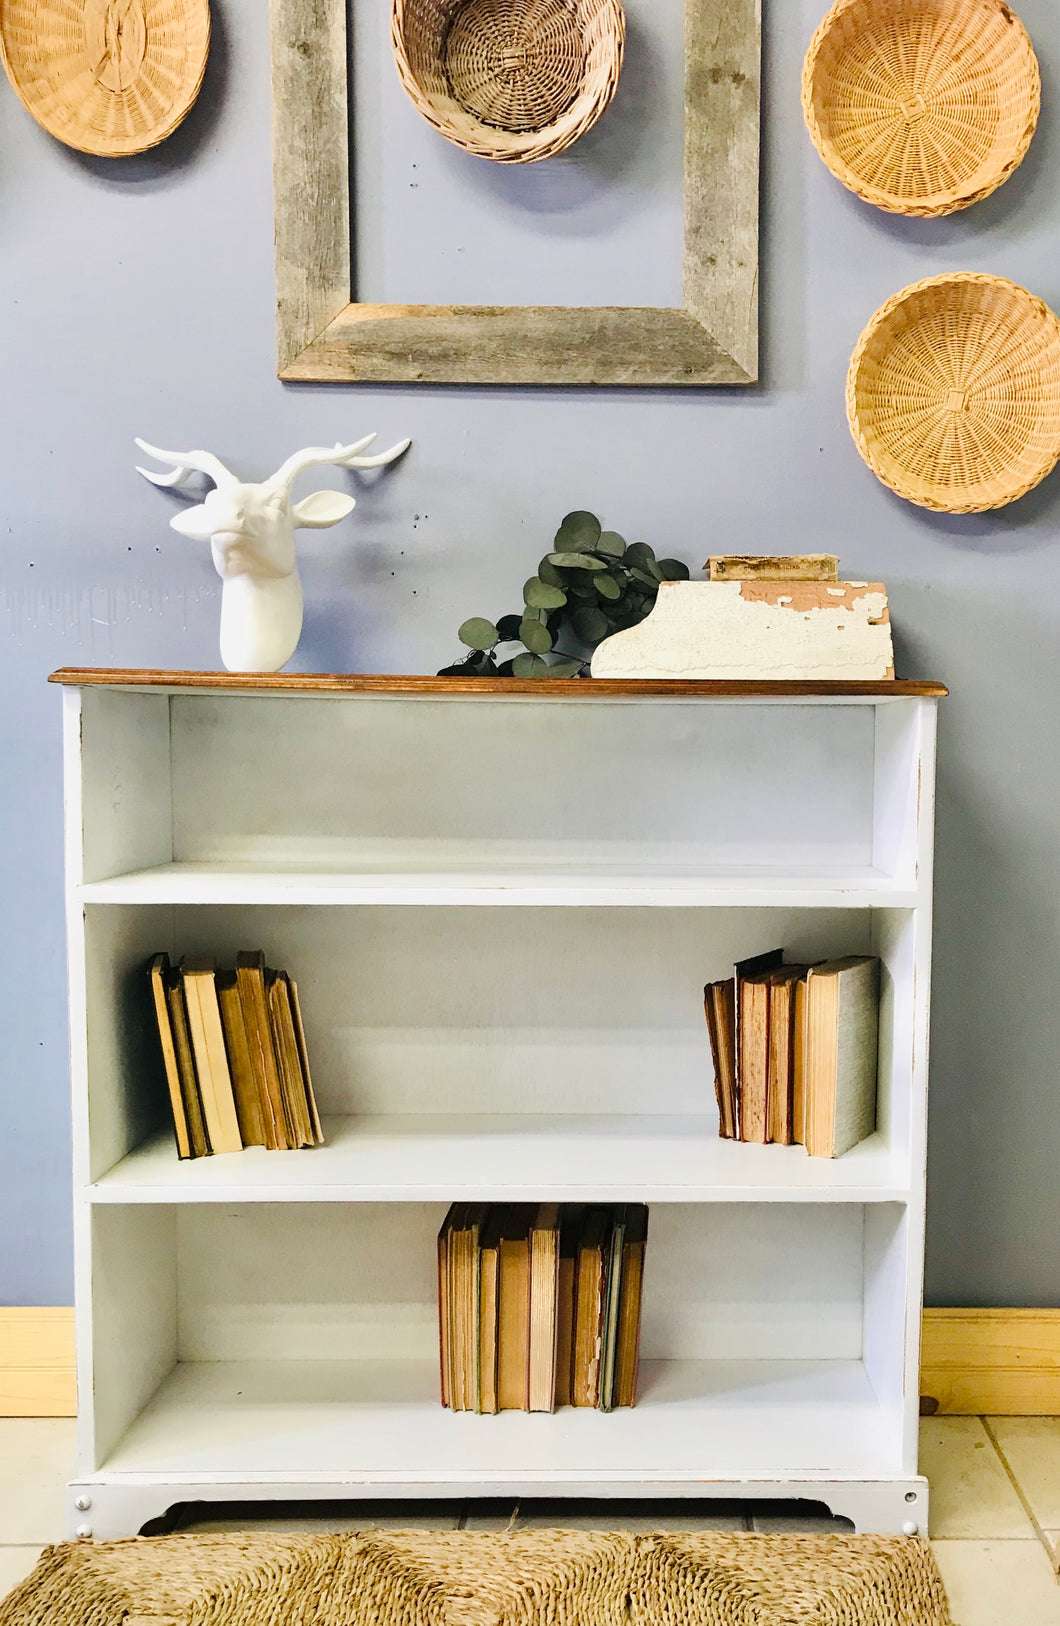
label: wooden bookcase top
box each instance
[50,669,948,699]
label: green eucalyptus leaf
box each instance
[553,511,602,553]
[657,558,690,580]
[513,652,550,678]
[566,574,599,598]
[546,659,584,678]
[538,557,565,587]
[458,617,499,651]
[595,572,623,600]
[571,606,611,644]
[596,530,626,558]
[520,616,553,655]
[630,567,662,589]
[623,541,656,565]
[549,551,607,571]
[524,576,567,610]
[496,613,523,641]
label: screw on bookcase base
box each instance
[74,1496,92,1511]
[902,1521,919,1536]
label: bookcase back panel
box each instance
[167,1202,878,1365]
[163,904,879,1119]
[168,696,881,872]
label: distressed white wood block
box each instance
[591,582,895,680]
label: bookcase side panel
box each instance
[79,690,174,883]
[88,1205,178,1471]
[84,905,177,1180]
[870,908,916,1168]
[871,702,922,883]
[861,1203,909,1416]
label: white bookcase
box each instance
[54,670,945,1539]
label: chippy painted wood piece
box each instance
[591,581,894,680]
[270,0,760,384]
[707,554,840,580]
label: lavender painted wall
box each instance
[1,0,1058,1303]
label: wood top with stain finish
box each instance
[49,669,948,698]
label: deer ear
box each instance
[170,505,214,542]
[291,490,356,529]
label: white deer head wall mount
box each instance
[136,434,411,672]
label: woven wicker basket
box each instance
[0,0,210,157]
[847,274,1060,513]
[392,0,624,163]
[803,0,1039,216]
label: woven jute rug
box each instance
[0,1528,953,1625]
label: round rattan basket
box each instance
[0,0,210,157]
[847,274,1060,513]
[391,0,624,163]
[803,0,1040,216]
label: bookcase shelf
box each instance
[57,674,940,1539]
[78,861,921,910]
[89,1116,912,1205]
[98,1356,898,1485]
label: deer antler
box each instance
[266,435,411,496]
[134,439,239,491]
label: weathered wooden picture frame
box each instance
[270,0,760,386]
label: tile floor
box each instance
[2,1416,1060,1622]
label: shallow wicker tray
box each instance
[392,0,624,163]
[0,0,210,157]
[803,0,1040,217]
[847,274,1060,513]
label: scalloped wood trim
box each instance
[921,1310,1060,1415]
[0,1309,76,1417]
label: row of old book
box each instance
[439,1203,647,1414]
[149,951,323,1159]
[704,950,879,1159]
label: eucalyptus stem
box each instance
[438,511,689,680]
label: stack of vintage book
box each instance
[149,951,323,1159]
[438,1203,648,1413]
[705,951,879,1158]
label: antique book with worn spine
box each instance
[437,1204,647,1413]
[181,958,242,1155]
[768,966,809,1146]
[150,954,191,1160]
[804,957,880,1159]
[705,953,878,1159]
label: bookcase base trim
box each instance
[65,1477,929,1541]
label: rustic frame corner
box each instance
[269,0,760,387]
